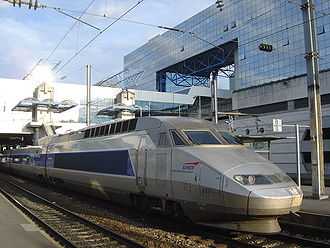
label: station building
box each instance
[121,0,330,175]
[0,77,231,150]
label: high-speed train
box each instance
[0,117,303,233]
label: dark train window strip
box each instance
[96,127,101,136]
[91,128,96,137]
[100,126,105,136]
[83,119,138,139]
[115,122,122,133]
[110,124,115,134]
[122,120,129,133]
[84,129,91,138]
[104,125,110,135]
[128,119,137,131]
[53,150,135,176]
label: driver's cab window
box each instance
[170,130,186,146]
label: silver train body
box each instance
[0,117,303,233]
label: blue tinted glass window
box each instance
[184,130,221,145]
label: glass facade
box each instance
[124,0,330,92]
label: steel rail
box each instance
[274,232,330,248]
[0,186,77,248]
[0,180,144,248]
[199,223,330,248]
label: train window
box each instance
[109,124,115,135]
[184,130,221,145]
[115,122,122,133]
[104,125,110,135]
[170,130,186,146]
[122,120,129,133]
[128,118,137,131]
[84,129,91,138]
[100,126,106,136]
[219,131,242,145]
[91,128,96,137]
[159,133,170,147]
[96,127,101,136]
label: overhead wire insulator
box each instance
[216,0,224,11]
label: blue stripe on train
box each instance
[51,150,135,177]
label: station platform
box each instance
[0,192,59,248]
[301,186,330,215]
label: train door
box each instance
[137,135,148,191]
[171,150,201,203]
[199,166,223,206]
[170,130,201,203]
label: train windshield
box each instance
[184,130,221,145]
[219,131,242,145]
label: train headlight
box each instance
[234,175,256,185]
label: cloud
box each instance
[0,18,44,78]
[0,0,215,83]
[0,2,10,8]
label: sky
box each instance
[0,0,215,84]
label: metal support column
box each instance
[198,96,202,119]
[301,0,327,199]
[86,65,92,126]
[210,70,218,124]
[296,124,302,189]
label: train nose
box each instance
[248,186,303,216]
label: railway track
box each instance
[0,180,144,248]
[199,224,330,248]
[1,173,330,248]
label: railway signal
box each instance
[259,43,273,52]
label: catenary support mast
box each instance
[86,65,92,126]
[301,0,327,199]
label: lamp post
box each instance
[210,70,218,124]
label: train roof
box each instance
[147,116,219,130]
[78,116,219,132]
[39,117,225,145]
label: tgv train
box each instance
[0,117,303,233]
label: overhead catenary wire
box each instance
[22,58,43,80]
[55,0,145,74]
[45,0,97,62]
[19,0,97,81]
[54,8,101,31]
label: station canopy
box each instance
[12,98,77,113]
[97,104,139,116]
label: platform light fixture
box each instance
[216,0,224,11]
